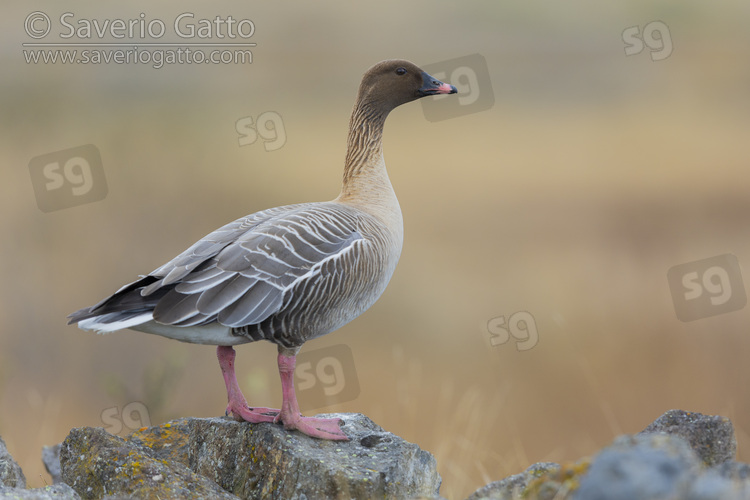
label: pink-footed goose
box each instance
[68,59,457,440]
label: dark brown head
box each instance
[355,59,457,113]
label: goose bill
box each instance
[417,71,458,96]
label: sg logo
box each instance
[668,254,746,322]
[294,344,359,411]
[420,53,494,122]
[236,111,286,151]
[28,144,107,213]
[487,311,538,351]
[101,401,151,435]
[622,21,673,61]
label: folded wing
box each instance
[68,203,366,331]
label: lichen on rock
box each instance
[58,413,441,500]
[0,435,26,489]
[465,409,750,500]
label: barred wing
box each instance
[143,203,364,328]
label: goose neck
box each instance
[338,101,392,200]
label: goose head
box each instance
[356,59,458,113]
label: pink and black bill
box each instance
[417,71,458,96]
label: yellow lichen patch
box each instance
[523,459,591,499]
[129,419,189,453]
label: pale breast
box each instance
[233,202,403,348]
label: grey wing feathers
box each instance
[142,203,364,328]
[142,205,292,294]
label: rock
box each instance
[0,435,26,489]
[60,413,441,500]
[42,445,62,485]
[519,460,592,500]
[465,409,750,500]
[570,429,750,500]
[639,409,736,467]
[138,413,440,499]
[715,461,750,481]
[465,462,560,500]
[60,426,239,500]
[573,434,700,500]
[0,435,77,498]
[0,484,80,499]
[48,407,750,499]
[685,469,749,500]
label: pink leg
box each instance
[217,346,278,423]
[273,352,349,440]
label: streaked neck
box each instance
[337,101,393,205]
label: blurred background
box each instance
[2,1,750,498]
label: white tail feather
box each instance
[77,313,154,334]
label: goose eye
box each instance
[395,67,407,76]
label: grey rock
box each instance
[715,460,750,481]
[0,484,80,499]
[465,462,560,500]
[60,426,239,500]
[639,409,737,467]
[685,469,749,500]
[463,409,749,500]
[573,434,700,500]
[41,445,62,485]
[0,436,26,489]
[128,413,441,499]
[59,413,440,500]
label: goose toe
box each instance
[226,402,279,423]
[278,414,349,441]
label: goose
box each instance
[68,59,457,440]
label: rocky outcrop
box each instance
[61,425,239,499]
[573,432,748,500]
[41,445,63,486]
[467,409,750,500]
[0,485,80,499]
[465,462,561,500]
[0,437,77,499]
[0,435,26,489]
[2,409,747,499]
[57,413,440,499]
[638,409,737,466]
